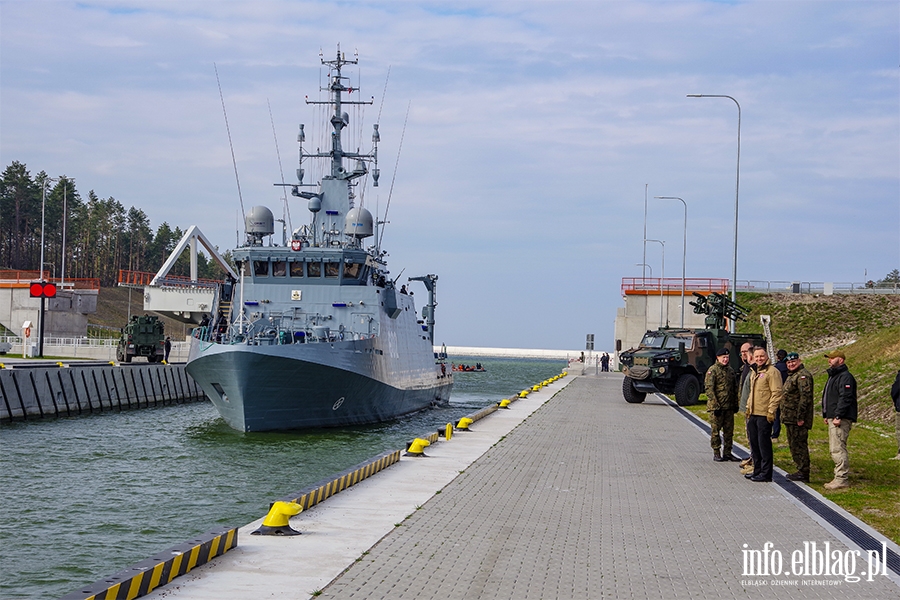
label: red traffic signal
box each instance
[30,281,57,298]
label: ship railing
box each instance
[210,321,374,346]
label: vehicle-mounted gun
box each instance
[689,292,750,330]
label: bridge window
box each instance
[290,262,304,277]
[325,262,339,278]
[343,262,362,279]
[254,260,269,277]
[307,261,321,277]
[272,261,286,277]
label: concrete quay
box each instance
[144,374,899,599]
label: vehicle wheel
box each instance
[124,354,132,363]
[623,377,646,404]
[147,355,157,363]
[674,374,700,406]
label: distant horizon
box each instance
[441,345,605,359]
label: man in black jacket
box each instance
[891,369,900,461]
[821,350,857,490]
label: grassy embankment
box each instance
[685,293,900,544]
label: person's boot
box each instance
[785,471,809,482]
[713,449,724,462]
[722,448,740,461]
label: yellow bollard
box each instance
[456,417,474,430]
[251,501,303,536]
[518,389,529,398]
[498,399,511,409]
[445,422,453,440]
[405,438,431,457]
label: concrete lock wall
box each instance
[0,363,206,421]
[0,287,99,339]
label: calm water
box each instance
[0,356,566,600]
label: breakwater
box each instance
[0,362,205,421]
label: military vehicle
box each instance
[117,315,165,363]
[619,292,765,406]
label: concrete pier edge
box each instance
[58,527,238,600]
[56,370,568,600]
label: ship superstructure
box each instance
[185,48,452,431]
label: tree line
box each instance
[0,161,230,286]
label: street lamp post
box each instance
[687,93,740,333]
[655,196,687,327]
[642,184,648,283]
[38,177,58,357]
[645,239,665,328]
[634,263,652,279]
[61,176,71,287]
[635,263,653,332]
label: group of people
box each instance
[704,342,864,490]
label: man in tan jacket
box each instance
[745,347,783,482]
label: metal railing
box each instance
[0,270,100,290]
[621,277,729,295]
[118,269,220,289]
[736,280,899,294]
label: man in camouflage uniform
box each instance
[705,347,740,462]
[781,352,814,482]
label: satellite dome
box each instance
[345,207,374,238]
[245,206,275,236]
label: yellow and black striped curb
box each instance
[277,449,402,510]
[60,527,237,600]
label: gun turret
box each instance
[689,292,750,330]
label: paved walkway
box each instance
[319,374,899,599]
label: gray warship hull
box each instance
[187,337,452,432]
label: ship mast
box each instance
[289,46,381,249]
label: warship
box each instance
[185,49,453,432]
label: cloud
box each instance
[1,0,897,349]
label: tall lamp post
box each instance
[635,263,653,332]
[655,196,687,327]
[39,177,59,356]
[687,93,740,332]
[60,176,72,286]
[645,239,665,328]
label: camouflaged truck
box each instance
[619,292,765,406]
[116,315,165,363]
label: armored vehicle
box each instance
[619,292,765,406]
[117,315,165,363]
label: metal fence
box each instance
[736,281,899,294]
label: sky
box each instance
[1,0,898,351]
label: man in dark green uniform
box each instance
[705,347,740,462]
[781,352,814,482]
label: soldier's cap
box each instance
[716,347,730,356]
[824,350,846,360]
[785,352,800,361]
